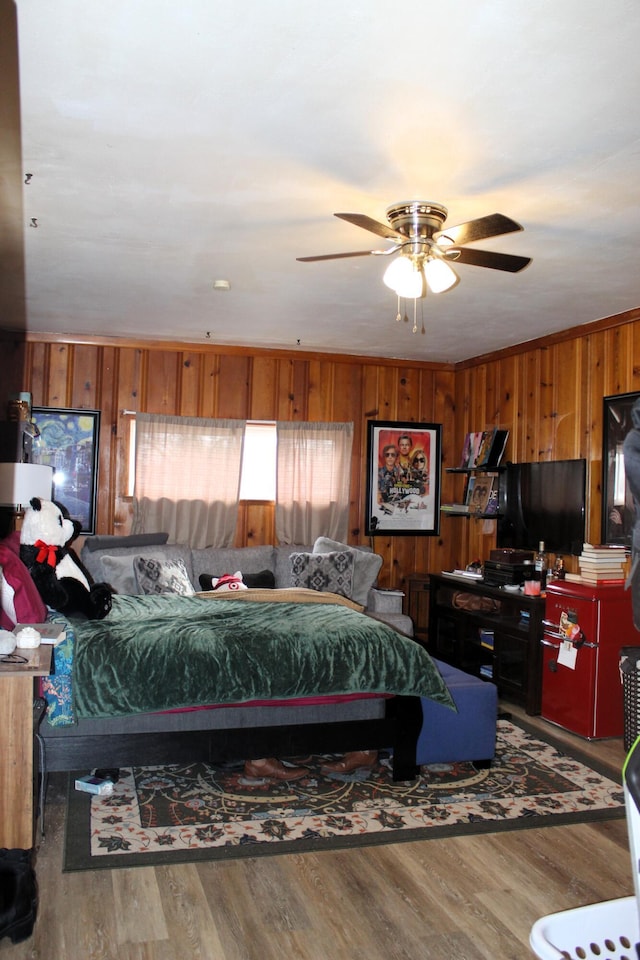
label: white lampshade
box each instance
[383,257,424,298]
[0,462,54,507]
[424,257,459,294]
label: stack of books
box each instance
[578,544,628,584]
[441,502,469,514]
[479,628,494,651]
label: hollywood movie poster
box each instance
[365,420,442,535]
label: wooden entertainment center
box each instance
[427,573,545,715]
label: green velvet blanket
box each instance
[71,594,454,719]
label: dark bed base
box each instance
[39,696,423,782]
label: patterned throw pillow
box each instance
[133,556,195,596]
[289,551,354,599]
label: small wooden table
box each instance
[0,645,52,849]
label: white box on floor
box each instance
[75,776,114,796]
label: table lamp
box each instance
[0,463,54,532]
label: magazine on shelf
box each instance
[459,428,509,469]
[468,432,485,468]
[486,429,509,467]
[475,430,497,468]
[459,432,475,468]
[483,479,500,515]
[464,475,476,506]
[467,473,495,513]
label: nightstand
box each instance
[0,645,52,848]
[404,574,430,646]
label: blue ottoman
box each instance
[416,658,498,766]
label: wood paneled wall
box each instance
[448,307,640,573]
[2,334,456,591]
[3,303,640,589]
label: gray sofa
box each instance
[39,535,419,779]
[79,534,414,635]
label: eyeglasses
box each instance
[385,451,397,458]
[414,457,426,463]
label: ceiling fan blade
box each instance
[435,213,523,246]
[334,212,404,241]
[297,250,379,262]
[450,248,531,272]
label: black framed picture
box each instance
[31,407,101,534]
[365,419,442,536]
[602,391,640,547]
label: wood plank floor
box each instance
[1,707,633,960]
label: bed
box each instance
[38,588,454,781]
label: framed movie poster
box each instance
[602,391,640,547]
[31,407,101,534]
[365,419,442,536]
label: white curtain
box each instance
[132,414,246,548]
[275,421,353,544]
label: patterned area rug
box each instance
[64,718,624,871]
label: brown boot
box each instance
[321,750,378,774]
[243,758,308,781]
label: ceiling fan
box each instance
[297,201,531,303]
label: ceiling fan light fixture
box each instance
[424,256,459,293]
[383,256,423,299]
[298,201,529,329]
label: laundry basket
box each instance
[620,647,640,752]
[531,734,640,959]
[529,896,639,959]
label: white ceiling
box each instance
[9,0,640,363]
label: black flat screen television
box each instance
[497,458,587,556]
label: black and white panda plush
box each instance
[19,497,113,619]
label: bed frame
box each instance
[38,695,423,782]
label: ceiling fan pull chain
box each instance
[412,298,418,334]
[395,294,402,323]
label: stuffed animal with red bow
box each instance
[19,498,113,619]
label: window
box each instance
[127,414,353,545]
[239,422,276,501]
[127,417,276,501]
